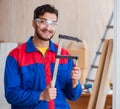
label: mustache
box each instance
[35,26,54,41]
[36,24,53,33]
[42,28,53,33]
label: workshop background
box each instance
[0,0,113,109]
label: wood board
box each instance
[95,39,113,109]
[87,40,109,109]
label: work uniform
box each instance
[4,36,82,109]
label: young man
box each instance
[4,4,82,109]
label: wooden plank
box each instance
[95,39,113,109]
[87,40,109,109]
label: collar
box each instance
[26,36,57,53]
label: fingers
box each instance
[46,87,57,100]
[71,66,82,80]
[40,84,57,101]
[71,66,82,88]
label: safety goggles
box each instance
[35,18,58,28]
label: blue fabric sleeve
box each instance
[4,56,40,106]
[65,81,82,101]
[63,59,82,101]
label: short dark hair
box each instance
[33,4,58,20]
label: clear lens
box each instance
[35,18,57,28]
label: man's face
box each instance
[34,12,57,41]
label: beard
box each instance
[35,26,54,41]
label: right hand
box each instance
[39,83,57,101]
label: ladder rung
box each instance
[106,25,114,29]
[91,65,98,68]
[96,51,102,55]
[86,78,94,82]
[101,38,105,42]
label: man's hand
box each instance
[71,66,82,88]
[39,84,57,101]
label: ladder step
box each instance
[101,38,105,42]
[86,78,94,82]
[106,25,114,29]
[91,65,98,68]
[96,51,102,55]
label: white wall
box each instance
[114,0,120,108]
[0,43,18,109]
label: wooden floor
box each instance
[68,93,112,109]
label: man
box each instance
[4,4,82,109]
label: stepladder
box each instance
[85,12,113,84]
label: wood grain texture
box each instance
[95,39,113,109]
[87,40,109,109]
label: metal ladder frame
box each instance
[86,12,114,83]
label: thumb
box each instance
[46,82,53,88]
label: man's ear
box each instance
[32,20,36,28]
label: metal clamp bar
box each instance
[56,55,78,59]
[52,34,81,87]
[59,34,82,42]
[51,39,63,87]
